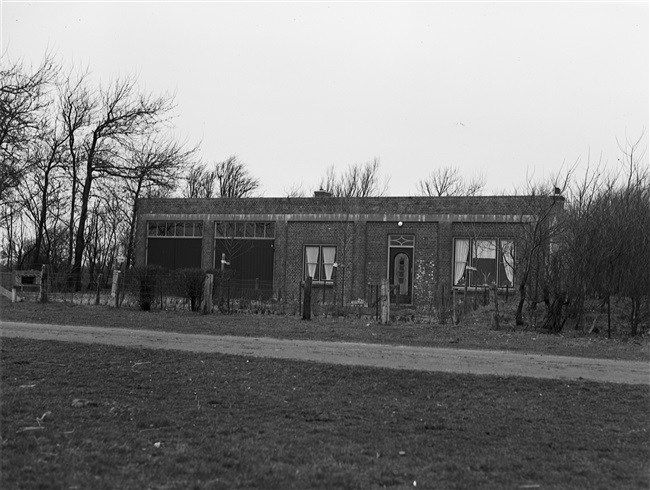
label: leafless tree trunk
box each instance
[120,135,197,267]
[318,158,388,197]
[59,70,92,268]
[513,171,572,326]
[67,76,174,290]
[184,162,218,198]
[416,166,485,197]
[1,55,58,202]
[215,155,260,198]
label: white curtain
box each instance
[454,239,470,285]
[501,239,515,285]
[322,247,336,280]
[305,246,319,278]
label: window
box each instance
[304,245,337,283]
[215,221,275,239]
[146,221,203,269]
[453,238,515,288]
[148,221,203,238]
[214,221,276,297]
[389,235,415,247]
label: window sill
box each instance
[302,280,335,288]
[452,285,515,291]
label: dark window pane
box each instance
[147,238,174,268]
[166,223,175,237]
[148,222,157,237]
[235,223,245,237]
[194,223,203,237]
[245,223,255,238]
[215,222,225,238]
[255,222,265,238]
[157,224,167,237]
[214,238,275,299]
[265,222,275,238]
[175,223,185,237]
[174,238,202,268]
[225,222,235,237]
[472,259,497,286]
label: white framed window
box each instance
[453,238,515,288]
[304,245,337,283]
[215,221,275,239]
[148,221,203,238]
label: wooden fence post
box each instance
[491,283,500,330]
[202,273,214,314]
[112,270,121,308]
[452,288,458,324]
[38,264,48,303]
[380,278,390,324]
[302,277,312,320]
[95,273,102,305]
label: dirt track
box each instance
[1,320,648,385]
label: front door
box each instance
[389,247,413,304]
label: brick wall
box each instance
[136,194,562,217]
[135,194,563,305]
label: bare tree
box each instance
[0,54,58,202]
[283,182,306,198]
[543,134,649,336]
[318,158,388,197]
[184,162,218,198]
[607,133,649,334]
[416,166,485,197]
[215,155,260,198]
[119,134,198,267]
[513,172,572,328]
[66,75,175,289]
[59,68,93,267]
[16,123,68,267]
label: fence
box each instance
[2,267,511,323]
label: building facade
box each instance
[134,194,563,307]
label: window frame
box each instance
[303,244,337,284]
[453,237,515,289]
[214,221,276,240]
[147,221,203,238]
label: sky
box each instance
[2,1,648,197]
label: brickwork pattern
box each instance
[284,221,351,302]
[136,195,562,218]
[135,195,563,306]
[364,221,439,305]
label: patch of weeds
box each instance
[1,338,649,489]
[2,297,649,361]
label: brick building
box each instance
[134,193,563,307]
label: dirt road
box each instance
[1,320,648,385]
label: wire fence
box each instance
[2,268,507,323]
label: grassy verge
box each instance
[1,298,648,361]
[1,338,648,489]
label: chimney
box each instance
[313,189,332,198]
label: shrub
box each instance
[131,265,164,311]
[174,268,206,312]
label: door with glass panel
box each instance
[388,235,414,304]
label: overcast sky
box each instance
[3,1,648,197]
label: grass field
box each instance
[2,337,649,489]
[1,298,648,361]
[1,299,649,488]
